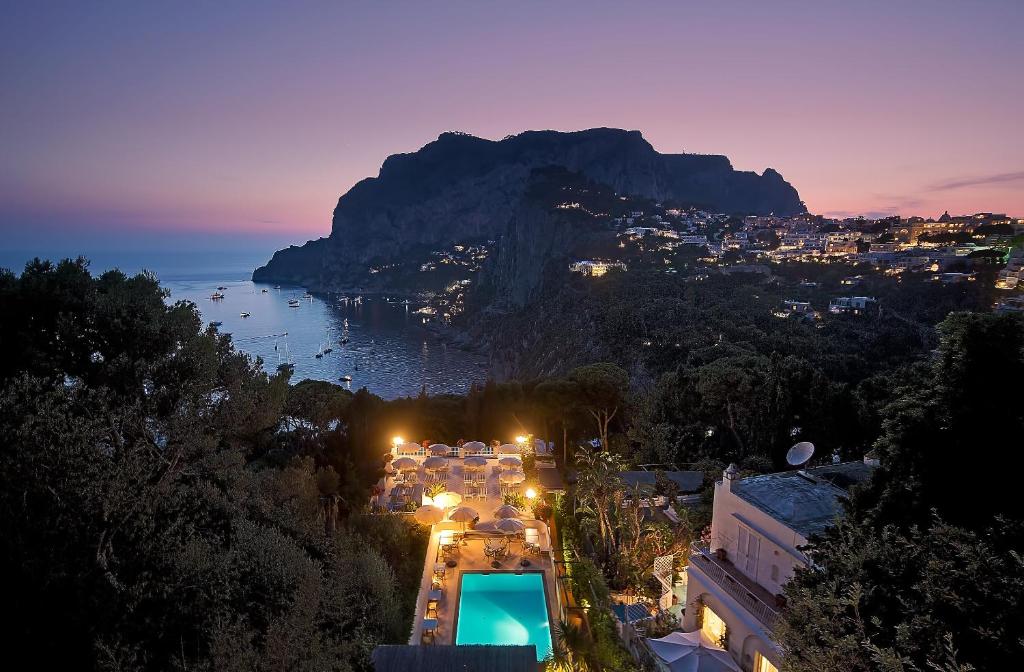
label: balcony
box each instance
[688,542,780,629]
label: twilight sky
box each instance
[1,0,1022,255]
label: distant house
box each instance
[773,300,817,320]
[569,260,627,277]
[828,296,877,315]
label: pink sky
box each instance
[1,1,1022,250]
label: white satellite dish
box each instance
[786,441,815,467]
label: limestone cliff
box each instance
[253,128,805,300]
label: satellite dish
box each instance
[786,441,815,467]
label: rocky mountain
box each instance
[253,128,804,304]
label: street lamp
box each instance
[515,435,527,445]
[525,487,537,500]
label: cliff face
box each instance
[253,128,805,295]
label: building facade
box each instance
[681,461,875,672]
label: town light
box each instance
[515,435,527,444]
[392,436,404,448]
[525,488,537,500]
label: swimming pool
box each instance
[455,571,553,661]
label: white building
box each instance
[569,260,627,277]
[681,461,875,672]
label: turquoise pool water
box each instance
[455,572,553,661]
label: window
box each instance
[701,604,727,647]
[770,564,779,582]
[755,652,779,672]
[736,525,761,579]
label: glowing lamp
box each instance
[392,436,404,448]
[525,488,537,500]
[515,435,527,444]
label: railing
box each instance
[689,542,780,629]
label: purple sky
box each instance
[2,1,1022,253]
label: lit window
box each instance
[756,652,779,672]
[701,605,727,646]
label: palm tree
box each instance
[574,450,625,559]
[547,618,593,672]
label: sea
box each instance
[1,249,490,399]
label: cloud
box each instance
[928,171,1024,191]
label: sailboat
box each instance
[276,333,295,372]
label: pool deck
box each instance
[409,520,559,649]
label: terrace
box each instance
[370,439,562,654]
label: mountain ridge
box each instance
[253,128,805,296]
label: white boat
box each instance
[339,375,352,382]
[239,312,251,318]
[261,288,268,293]
[211,292,225,300]
[288,299,300,307]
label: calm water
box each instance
[2,249,490,399]
[455,572,552,661]
[167,278,489,398]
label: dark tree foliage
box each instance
[0,259,424,671]
[778,312,1024,672]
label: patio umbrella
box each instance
[645,631,742,672]
[499,456,523,469]
[428,443,449,456]
[423,456,449,470]
[392,456,418,471]
[463,455,488,469]
[499,470,526,484]
[463,440,486,453]
[448,505,479,534]
[493,504,522,519]
[413,504,445,526]
[432,491,462,509]
[498,443,519,453]
[494,518,525,534]
[399,441,422,454]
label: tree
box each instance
[777,312,1024,672]
[571,363,629,449]
[0,260,424,671]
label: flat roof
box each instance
[619,470,703,493]
[731,461,875,538]
[371,645,537,672]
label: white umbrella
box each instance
[428,443,449,456]
[493,504,522,519]
[423,456,449,470]
[494,518,525,534]
[499,470,526,484]
[645,631,742,672]
[399,441,423,454]
[499,456,523,469]
[463,455,488,469]
[432,491,462,508]
[448,505,479,534]
[498,443,520,453]
[463,440,486,453]
[392,457,418,471]
[413,504,445,525]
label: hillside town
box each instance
[569,204,1024,315]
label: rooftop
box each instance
[371,645,537,672]
[731,461,875,538]
[618,470,703,493]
